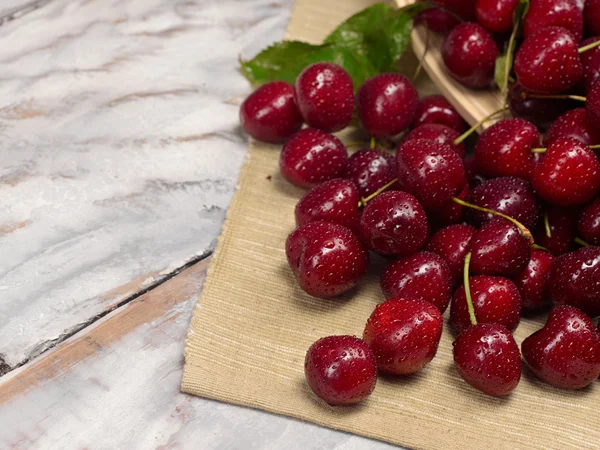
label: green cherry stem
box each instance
[532,243,550,251]
[370,137,377,149]
[528,94,586,102]
[463,252,477,326]
[532,144,600,154]
[579,39,600,54]
[575,237,590,246]
[358,178,398,207]
[544,212,552,239]
[453,107,507,146]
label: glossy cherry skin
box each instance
[523,0,583,42]
[363,298,443,375]
[513,249,554,310]
[429,183,469,227]
[380,251,453,313]
[295,62,354,132]
[344,148,398,199]
[534,205,579,255]
[453,323,522,397]
[531,136,600,206]
[412,95,467,133]
[451,275,522,333]
[416,7,461,33]
[544,108,600,147]
[549,246,600,317]
[475,0,519,33]
[357,73,418,139]
[396,139,466,213]
[522,305,600,389]
[585,0,600,36]
[465,177,541,229]
[359,191,429,256]
[586,83,600,129]
[286,221,369,298]
[295,179,359,230]
[464,155,486,188]
[426,224,476,286]
[442,23,500,89]
[474,118,541,180]
[280,128,348,189]
[239,81,303,143]
[305,335,377,405]
[404,124,465,159]
[578,198,600,245]
[514,27,583,94]
[580,38,600,93]
[508,83,573,130]
[469,220,531,276]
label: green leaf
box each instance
[494,0,529,92]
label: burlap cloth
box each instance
[181,1,599,448]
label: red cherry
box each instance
[578,197,600,245]
[475,0,519,33]
[396,139,466,212]
[412,95,467,133]
[508,84,573,130]
[580,37,600,93]
[426,224,476,286]
[416,7,461,33]
[453,323,522,396]
[515,27,583,94]
[534,204,579,255]
[522,305,600,389]
[344,148,398,198]
[512,249,554,310]
[433,0,477,21]
[523,0,583,42]
[357,73,418,138]
[363,298,443,375]
[544,108,600,147]
[404,123,466,158]
[380,251,453,313]
[239,81,303,143]
[469,220,531,276]
[451,275,522,332]
[531,136,600,206]
[286,221,369,298]
[358,191,429,256]
[585,0,600,36]
[280,128,348,189]
[464,155,486,188]
[442,23,500,89]
[295,62,354,132]
[586,82,600,128]
[473,118,541,180]
[465,177,541,229]
[549,246,600,317]
[295,179,359,230]
[430,183,469,227]
[305,335,377,405]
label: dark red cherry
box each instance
[544,108,600,147]
[585,0,600,37]
[412,95,468,133]
[442,22,500,89]
[429,183,469,227]
[586,83,600,129]
[580,38,600,93]
[357,73,418,139]
[345,148,398,199]
[512,249,554,310]
[239,81,303,142]
[464,155,486,188]
[475,0,519,33]
[426,224,476,286]
[508,84,573,130]
[523,0,583,42]
[380,251,453,313]
[416,7,461,33]
[404,123,465,158]
[534,205,579,255]
[514,27,583,94]
[578,198,600,245]
[295,179,359,230]
[433,0,477,21]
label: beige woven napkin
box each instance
[181,1,599,448]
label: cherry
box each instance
[442,22,500,89]
[475,0,519,34]
[531,136,600,206]
[426,224,476,286]
[508,84,573,130]
[404,124,465,158]
[433,0,477,21]
[586,83,600,128]
[549,246,600,316]
[363,298,443,375]
[544,108,600,147]
[295,62,354,132]
[280,128,348,189]
[304,335,377,405]
[578,197,600,245]
[416,7,461,34]
[239,81,303,143]
[464,155,486,188]
[473,118,541,180]
[580,38,600,93]
[453,323,522,396]
[396,139,466,213]
[429,183,469,227]
[380,251,453,313]
[344,148,398,199]
[357,73,418,139]
[514,27,583,94]
[585,0,600,37]
[512,249,554,310]
[286,221,369,298]
[465,177,541,229]
[412,95,468,133]
[359,191,429,256]
[534,205,579,255]
[523,0,583,42]
[469,220,531,276]
[522,305,600,389]
[295,179,359,230]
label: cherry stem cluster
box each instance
[463,252,477,326]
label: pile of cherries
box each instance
[240,56,600,404]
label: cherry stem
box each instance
[528,94,586,102]
[453,107,507,145]
[531,147,546,153]
[452,197,534,245]
[370,137,376,149]
[579,39,600,54]
[463,252,477,326]
[590,144,600,150]
[532,243,550,252]
[544,212,552,239]
[575,237,590,247]
[359,178,398,207]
